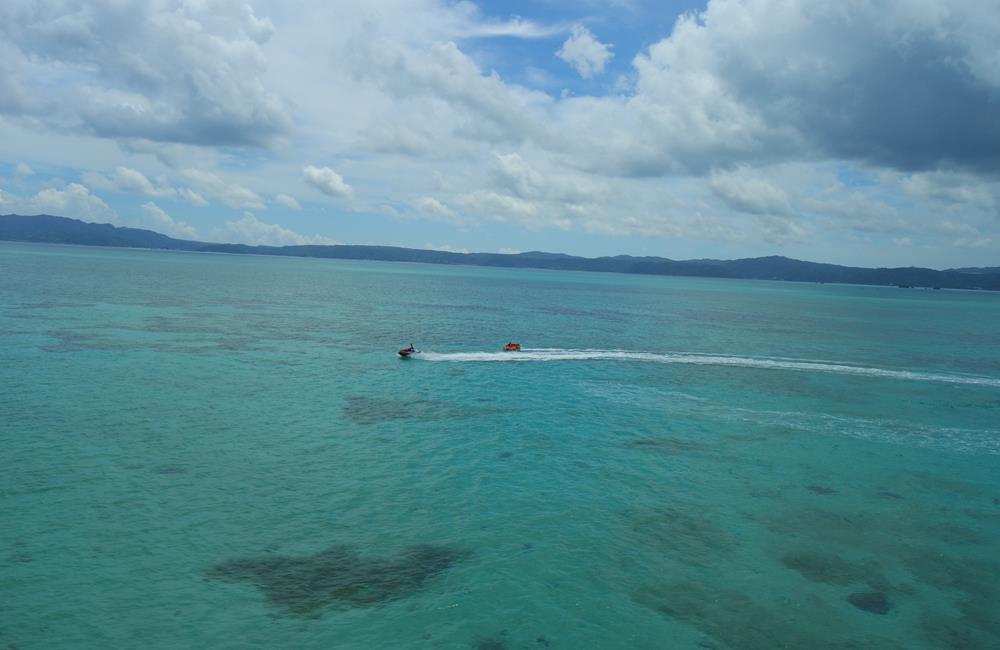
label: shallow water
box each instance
[1,242,999,649]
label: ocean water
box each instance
[1,241,998,649]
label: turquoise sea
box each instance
[2,241,998,649]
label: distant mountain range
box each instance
[3,213,1000,291]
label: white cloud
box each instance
[378,204,402,219]
[455,190,538,223]
[609,0,1000,175]
[413,196,455,220]
[557,24,613,78]
[116,138,220,169]
[83,166,177,199]
[801,190,906,234]
[15,163,33,177]
[221,212,337,246]
[491,152,608,204]
[303,165,353,199]
[757,214,809,244]
[180,169,264,209]
[178,187,209,207]
[952,237,993,249]
[935,221,980,237]
[274,193,302,210]
[710,168,792,216]
[140,201,197,239]
[889,171,997,209]
[363,40,553,146]
[463,17,566,39]
[0,182,116,223]
[0,1,290,147]
[354,2,565,42]
[492,152,544,198]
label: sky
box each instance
[1,0,998,269]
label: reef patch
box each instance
[207,543,470,615]
[632,581,894,649]
[473,629,509,649]
[848,590,892,615]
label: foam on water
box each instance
[419,348,1000,388]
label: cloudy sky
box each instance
[1,0,998,268]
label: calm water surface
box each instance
[2,242,999,649]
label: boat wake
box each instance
[416,348,1000,388]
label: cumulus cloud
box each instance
[710,168,792,216]
[594,0,1000,175]
[454,190,538,224]
[757,214,809,244]
[491,152,608,204]
[0,0,290,147]
[0,182,116,222]
[83,166,177,199]
[951,236,993,249]
[556,25,613,78]
[303,165,353,199]
[491,152,544,198]
[935,221,981,237]
[378,204,402,219]
[15,163,33,177]
[178,188,209,207]
[274,193,302,210]
[221,212,337,246]
[800,190,907,234]
[886,170,997,209]
[140,201,197,239]
[413,196,455,220]
[115,138,219,169]
[180,169,265,209]
[364,40,553,147]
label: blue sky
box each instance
[1,0,998,268]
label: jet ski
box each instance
[398,345,418,358]
[503,342,521,351]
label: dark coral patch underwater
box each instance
[207,543,470,615]
[631,581,900,650]
[848,590,892,615]
[473,630,509,650]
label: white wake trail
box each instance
[416,348,1000,388]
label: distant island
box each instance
[3,213,999,291]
